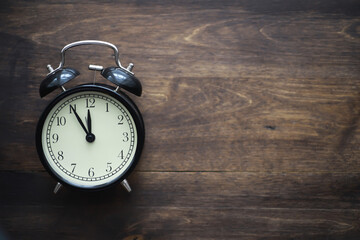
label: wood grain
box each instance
[1,171,360,239]
[1,0,360,239]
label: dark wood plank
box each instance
[2,205,360,240]
[2,171,360,209]
[1,171,360,239]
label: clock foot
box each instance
[121,179,132,192]
[53,182,63,194]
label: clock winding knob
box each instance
[47,64,54,73]
[127,63,134,72]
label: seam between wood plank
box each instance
[134,170,360,174]
[2,170,360,174]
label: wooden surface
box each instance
[1,0,360,239]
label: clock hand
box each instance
[70,105,88,135]
[85,109,95,143]
[87,109,92,134]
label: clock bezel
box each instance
[36,84,145,191]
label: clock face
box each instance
[36,85,144,190]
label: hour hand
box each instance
[70,105,88,135]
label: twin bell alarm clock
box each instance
[36,40,145,193]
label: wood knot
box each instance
[123,235,144,240]
[265,125,276,130]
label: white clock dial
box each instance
[40,90,138,189]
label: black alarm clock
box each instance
[36,40,145,193]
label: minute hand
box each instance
[87,109,92,134]
[70,105,88,135]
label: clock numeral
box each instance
[118,115,124,125]
[123,132,129,142]
[52,133,59,143]
[105,103,109,112]
[118,150,124,159]
[106,162,112,172]
[86,98,95,108]
[71,163,76,173]
[69,104,76,114]
[57,151,64,161]
[56,116,66,126]
[88,167,95,177]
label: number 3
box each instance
[123,132,129,142]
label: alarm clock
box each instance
[36,40,145,193]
